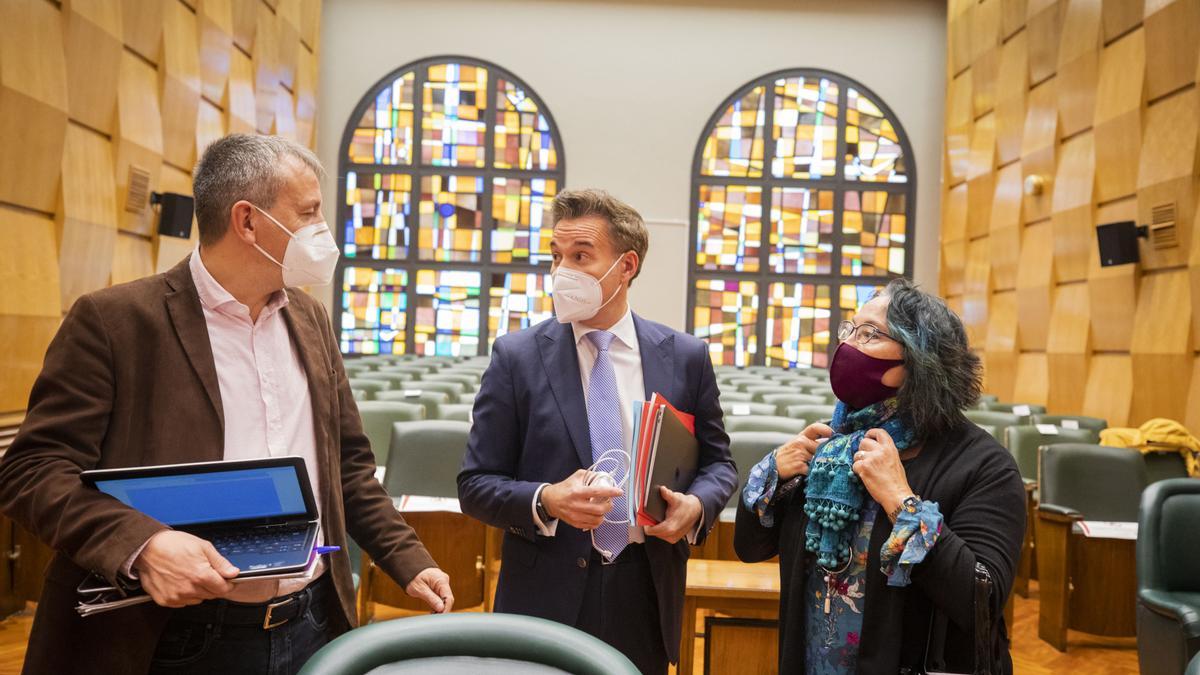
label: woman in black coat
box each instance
[734,278,1026,674]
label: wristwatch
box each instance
[535,490,552,523]
[889,494,921,521]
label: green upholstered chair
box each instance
[978,393,999,404]
[1036,444,1147,649]
[724,415,806,435]
[982,401,1047,419]
[1137,478,1200,675]
[745,385,804,401]
[437,404,473,422]
[374,390,450,420]
[355,372,413,389]
[384,420,469,498]
[720,401,776,418]
[758,393,829,415]
[1142,450,1190,485]
[1029,414,1107,434]
[1004,425,1100,480]
[727,378,769,392]
[725,431,795,508]
[718,391,755,403]
[1189,652,1200,675]
[355,401,426,468]
[298,613,640,675]
[398,380,464,404]
[347,378,390,399]
[782,404,836,424]
[973,423,1000,441]
[422,373,480,389]
[963,410,1022,439]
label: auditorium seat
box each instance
[355,401,426,468]
[374,390,450,420]
[744,385,804,401]
[1030,414,1107,433]
[758,393,829,414]
[725,431,795,508]
[983,402,1048,417]
[720,401,776,418]
[298,613,639,675]
[963,410,1024,436]
[1137,478,1200,675]
[402,381,465,404]
[717,391,755,403]
[438,404,473,423]
[723,415,806,435]
[348,378,391,400]
[781,404,836,424]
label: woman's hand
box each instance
[852,428,914,521]
[775,423,834,480]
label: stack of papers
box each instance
[1072,520,1138,540]
[629,393,698,526]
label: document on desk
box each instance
[393,495,462,513]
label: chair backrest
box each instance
[402,381,464,404]
[963,409,1022,434]
[983,401,1047,418]
[350,389,367,401]
[1004,425,1100,479]
[1030,414,1107,433]
[726,431,796,507]
[1142,450,1190,484]
[348,378,391,397]
[1138,478,1200,595]
[1039,443,1147,521]
[423,373,479,389]
[758,393,829,414]
[720,401,776,418]
[438,403,474,422]
[782,404,836,423]
[724,415,806,435]
[974,423,1001,442]
[384,420,471,498]
[297,613,640,675]
[355,401,427,466]
[718,391,755,403]
[746,386,804,401]
[374,390,451,419]
[726,378,767,392]
[978,393,999,404]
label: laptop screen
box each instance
[93,465,309,527]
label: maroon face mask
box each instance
[829,341,905,410]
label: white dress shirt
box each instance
[533,307,701,544]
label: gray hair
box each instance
[551,188,649,284]
[193,133,325,246]
[879,278,982,440]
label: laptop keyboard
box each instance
[208,523,310,558]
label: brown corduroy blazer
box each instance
[0,256,436,674]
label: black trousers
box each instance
[148,574,337,675]
[574,544,668,675]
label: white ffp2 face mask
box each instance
[251,204,339,287]
[551,253,627,324]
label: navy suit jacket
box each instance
[457,313,737,662]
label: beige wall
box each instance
[316,0,947,330]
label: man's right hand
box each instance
[132,530,240,608]
[540,469,624,530]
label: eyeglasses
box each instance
[838,320,896,346]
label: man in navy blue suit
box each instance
[458,189,737,674]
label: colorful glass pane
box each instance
[413,269,481,356]
[695,185,762,272]
[492,177,556,264]
[699,86,765,177]
[418,174,484,262]
[840,283,883,321]
[343,172,411,260]
[494,78,558,171]
[422,63,488,167]
[769,187,834,274]
[348,72,415,165]
[771,76,839,179]
[765,282,834,368]
[693,278,758,367]
[340,267,407,355]
[845,88,907,182]
[488,272,554,345]
[842,191,907,276]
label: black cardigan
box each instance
[734,419,1026,674]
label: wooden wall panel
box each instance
[0,0,69,214]
[1093,28,1145,202]
[1046,283,1091,413]
[1027,0,1066,84]
[1016,221,1055,350]
[946,72,974,184]
[1021,80,1059,223]
[1002,0,1029,38]
[252,2,279,134]
[115,51,163,237]
[121,0,163,64]
[57,125,117,310]
[197,97,227,156]
[1187,356,1200,432]
[1013,352,1050,406]
[1142,0,1199,102]
[0,317,61,413]
[295,45,317,148]
[197,0,233,104]
[161,0,202,170]
[950,0,975,76]
[967,113,998,239]
[1050,132,1095,282]
[1056,0,1102,137]
[227,48,258,135]
[990,162,1024,290]
[62,0,122,135]
[231,0,258,53]
[1082,354,1133,426]
[1135,89,1199,271]
[995,31,1030,164]
[272,85,297,141]
[984,289,1020,400]
[1102,0,1143,43]
[300,0,321,50]
[1129,269,1193,422]
[1089,197,1140,350]
[0,205,63,412]
[963,237,993,347]
[275,1,301,91]
[111,233,154,286]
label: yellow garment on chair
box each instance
[1100,418,1200,478]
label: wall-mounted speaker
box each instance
[1096,220,1146,267]
[153,192,195,240]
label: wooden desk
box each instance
[680,559,780,675]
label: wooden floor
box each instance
[0,582,1140,674]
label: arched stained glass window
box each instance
[689,69,915,369]
[336,57,564,356]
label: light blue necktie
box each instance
[585,330,629,560]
